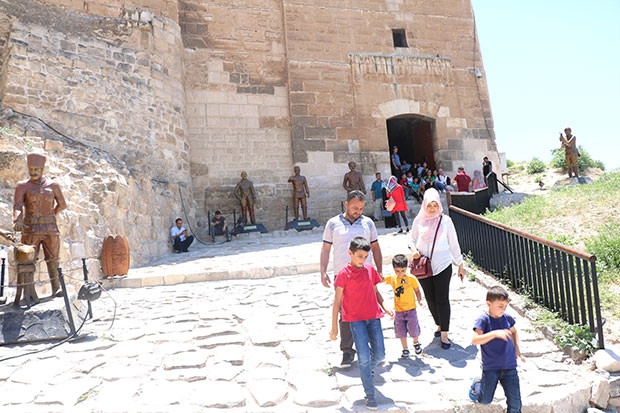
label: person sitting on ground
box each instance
[406,171,414,187]
[170,218,195,252]
[400,160,412,175]
[384,254,424,359]
[410,176,423,203]
[210,210,231,242]
[429,169,438,189]
[436,168,453,192]
[417,162,427,179]
[431,169,446,192]
[399,173,413,200]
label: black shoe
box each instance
[397,228,403,233]
[414,343,422,355]
[366,395,378,410]
[340,352,354,368]
[211,238,216,242]
[441,339,452,350]
[434,330,441,338]
[400,349,410,359]
[226,238,231,242]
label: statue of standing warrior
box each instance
[13,153,67,297]
[288,166,310,221]
[234,171,256,225]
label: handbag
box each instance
[409,216,442,280]
[385,196,396,212]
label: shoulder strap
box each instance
[429,215,443,259]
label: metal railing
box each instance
[449,205,604,348]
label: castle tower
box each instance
[0,0,497,264]
[181,0,497,228]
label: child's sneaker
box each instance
[400,349,410,358]
[469,376,481,402]
[413,343,422,355]
[365,395,378,410]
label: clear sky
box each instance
[471,0,620,171]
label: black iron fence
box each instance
[449,205,604,348]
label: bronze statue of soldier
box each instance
[234,171,257,225]
[13,153,67,298]
[343,161,366,194]
[288,166,310,220]
[559,127,580,178]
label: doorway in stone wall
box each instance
[386,115,435,178]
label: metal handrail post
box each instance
[58,267,76,336]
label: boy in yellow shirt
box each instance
[384,254,424,358]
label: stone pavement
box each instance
[0,227,609,412]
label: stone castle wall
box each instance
[0,0,193,275]
[182,0,499,225]
[0,0,499,272]
[0,0,189,182]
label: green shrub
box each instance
[554,324,597,357]
[550,146,605,172]
[506,159,515,168]
[527,157,546,174]
[586,223,620,273]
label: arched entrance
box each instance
[386,115,435,176]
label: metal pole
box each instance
[58,267,76,336]
[82,258,93,320]
[285,205,289,230]
[0,257,5,298]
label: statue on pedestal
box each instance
[288,166,310,220]
[13,153,67,298]
[234,171,256,225]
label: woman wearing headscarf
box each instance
[472,170,486,191]
[409,188,464,349]
[385,176,409,233]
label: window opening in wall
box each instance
[392,29,408,48]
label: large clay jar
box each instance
[101,235,130,277]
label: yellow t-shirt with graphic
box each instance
[384,274,420,312]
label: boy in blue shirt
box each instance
[470,286,525,413]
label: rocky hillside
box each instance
[0,109,194,285]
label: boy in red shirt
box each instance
[330,237,390,410]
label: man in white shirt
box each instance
[320,190,383,368]
[170,218,194,253]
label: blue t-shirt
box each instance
[473,312,517,370]
[391,153,401,168]
[370,180,384,199]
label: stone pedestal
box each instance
[0,292,87,345]
[286,219,319,232]
[233,223,268,234]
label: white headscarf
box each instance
[416,188,443,243]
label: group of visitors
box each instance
[323,189,523,411]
